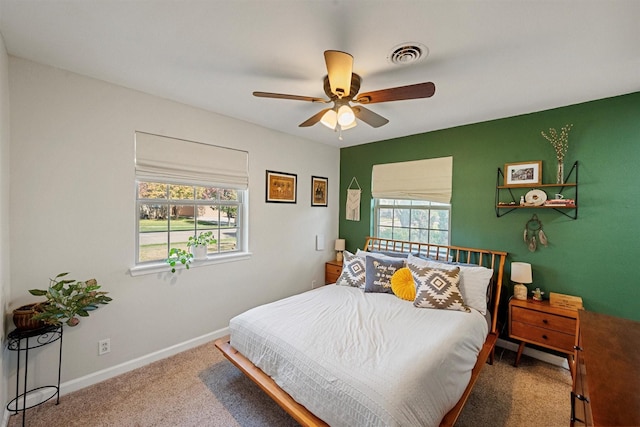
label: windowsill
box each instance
[129,251,252,277]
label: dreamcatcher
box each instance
[524,214,548,252]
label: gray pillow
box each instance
[364,256,405,294]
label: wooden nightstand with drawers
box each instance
[509,298,579,378]
[325,260,343,284]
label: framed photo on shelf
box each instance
[311,176,328,207]
[266,170,297,203]
[504,161,542,187]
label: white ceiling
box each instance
[0,0,638,147]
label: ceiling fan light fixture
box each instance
[341,119,357,130]
[320,109,337,129]
[337,105,355,127]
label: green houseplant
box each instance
[188,230,216,260]
[28,272,112,327]
[166,247,193,273]
[166,231,217,272]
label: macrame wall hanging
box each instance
[346,177,362,221]
[524,214,548,252]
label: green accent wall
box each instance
[339,91,640,321]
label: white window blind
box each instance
[135,132,249,189]
[371,156,453,203]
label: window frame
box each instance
[372,198,451,246]
[130,181,250,276]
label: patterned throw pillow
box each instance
[407,254,492,315]
[411,265,470,312]
[364,256,405,294]
[336,251,366,288]
[391,267,416,301]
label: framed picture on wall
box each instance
[311,176,328,207]
[266,170,297,203]
[504,161,542,187]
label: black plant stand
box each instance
[6,325,63,427]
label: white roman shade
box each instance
[371,156,453,203]
[135,132,248,189]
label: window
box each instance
[373,198,450,245]
[132,132,249,274]
[371,156,453,245]
[137,182,243,264]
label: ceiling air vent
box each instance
[387,43,428,65]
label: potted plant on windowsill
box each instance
[167,247,193,273]
[188,230,216,261]
[166,231,217,272]
[27,272,112,327]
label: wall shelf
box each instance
[495,161,578,219]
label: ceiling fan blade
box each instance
[253,91,328,103]
[299,108,331,127]
[355,82,436,104]
[324,50,353,98]
[352,106,389,128]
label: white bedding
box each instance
[230,284,489,427]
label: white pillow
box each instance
[406,254,493,315]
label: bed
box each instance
[215,237,507,426]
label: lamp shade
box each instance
[511,262,533,284]
[320,109,337,129]
[337,105,355,127]
[334,239,346,251]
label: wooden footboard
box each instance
[214,336,329,427]
[215,332,498,427]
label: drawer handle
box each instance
[575,393,590,403]
[542,319,548,324]
[574,345,583,351]
[542,335,548,340]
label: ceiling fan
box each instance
[253,50,436,139]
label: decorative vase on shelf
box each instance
[556,159,564,184]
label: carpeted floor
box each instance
[8,341,571,427]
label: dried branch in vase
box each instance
[541,124,573,162]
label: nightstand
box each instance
[509,298,579,378]
[325,260,343,284]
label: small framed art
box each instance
[311,176,328,207]
[504,161,542,187]
[266,170,297,203]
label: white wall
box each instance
[0,33,11,423]
[6,57,339,393]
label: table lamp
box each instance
[334,239,345,262]
[511,262,532,301]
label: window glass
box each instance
[136,181,243,264]
[373,199,450,245]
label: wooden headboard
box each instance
[363,236,508,334]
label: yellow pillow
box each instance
[391,267,416,301]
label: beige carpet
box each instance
[8,342,571,427]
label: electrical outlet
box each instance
[311,280,317,289]
[99,338,111,355]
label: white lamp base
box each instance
[336,251,343,262]
[514,283,528,300]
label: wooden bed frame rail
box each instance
[215,237,508,427]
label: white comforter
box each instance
[230,285,488,427]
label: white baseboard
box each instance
[496,338,570,370]
[60,326,230,397]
